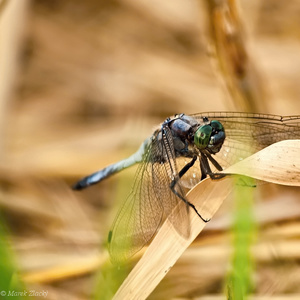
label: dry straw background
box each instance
[0,0,300,299]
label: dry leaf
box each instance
[113,140,300,300]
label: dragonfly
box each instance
[73,112,300,263]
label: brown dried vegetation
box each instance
[0,0,300,299]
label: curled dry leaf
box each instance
[225,140,300,185]
[113,140,300,300]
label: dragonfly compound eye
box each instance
[208,120,226,153]
[194,121,225,153]
[194,124,212,149]
[210,120,224,132]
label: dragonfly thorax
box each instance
[165,114,226,156]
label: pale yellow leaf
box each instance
[113,140,300,300]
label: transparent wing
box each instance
[108,127,190,264]
[108,112,300,263]
[194,112,300,169]
[180,112,300,187]
[108,137,163,264]
[158,125,190,239]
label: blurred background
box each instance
[0,0,300,299]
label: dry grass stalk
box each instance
[203,0,266,111]
[0,0,29,154]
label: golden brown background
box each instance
[0,0,300,299]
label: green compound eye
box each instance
[210,120,224,131]
[194,124,212,149]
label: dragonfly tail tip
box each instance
[72,181,86,190]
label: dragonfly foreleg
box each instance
[178,155,197,177]
[170,156,210,223]
[206,152,223,171]
[200,154,225,180]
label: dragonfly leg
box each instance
[203,154,255,185]
[206,152,223,171]
[200,154,226,180]
[170,156,210,223]
[200,155,208,180]
[178,155,197,177]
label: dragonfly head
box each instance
[194,120,225,154]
